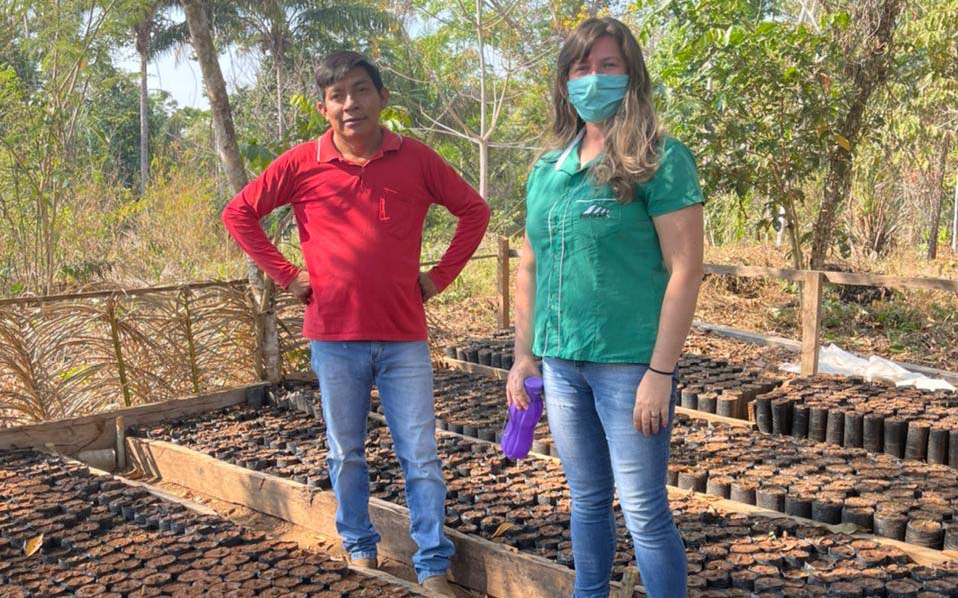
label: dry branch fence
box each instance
[1,237,955,428]
[0,280,312,428]
[0,244,509,429]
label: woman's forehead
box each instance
[573,36,622,64]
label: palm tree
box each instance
[131,0,188,194]
[220,0,392,140]
[180,0,285,384]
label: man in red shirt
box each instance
[222,51,489,596]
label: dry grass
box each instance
[0,301,119,423]
[700,243,958,370]
[425,248,504,354]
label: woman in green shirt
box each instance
[506,17,704,598]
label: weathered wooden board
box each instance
[822,271,958,293]
[440,358,509,381]
[0,279,248,307]
[0,384,265,455]
[674,406,754,429]
[126,437,591,598]
[704,264,958,293]
[692,320,802,351]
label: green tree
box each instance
[385,0,575,224]
[0,0,126,293]
[891,0,958,259]
[642,0,839,268]
[218,0,392,141]
[84,64,150,188]
[129,0,188,193]
[643,0,911,267]
[807,0,905,268]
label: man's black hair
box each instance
[316,51,384,100]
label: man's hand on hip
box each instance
[418,272,438,302]
[287,270,313,304]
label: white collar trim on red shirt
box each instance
[316,129,404,163]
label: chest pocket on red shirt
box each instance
[378,188,421,240]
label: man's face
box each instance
[318,66,388,144]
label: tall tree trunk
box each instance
[952,177,958,253]
[137,33,150,195]
[808,0,903,268]
[927,135,951,260]
[135,6,156,196]
[475,0,488,200]
[783,197,804,270]
[181,0,247,195]
[775,205,785,248]
[182,0,280,383]
[478,139,488,200]
[275,45,286,140]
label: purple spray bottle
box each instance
[501,376,544,459]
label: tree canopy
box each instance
[1,0,956,295]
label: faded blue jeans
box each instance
[543,357,687,598]
[310,341,453,583]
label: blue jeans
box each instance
[310,341,454,583]
[543,357,687,598]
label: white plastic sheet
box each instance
[780,343,956,392]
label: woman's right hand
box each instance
[506,355,541,410]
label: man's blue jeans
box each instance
[543,357,687,598]
[310,341,453,583]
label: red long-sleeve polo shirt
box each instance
[222,128,490,341]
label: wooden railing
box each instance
[704,264,958,293]
[0,279,249,306]
[702,264,958,376]
[0,281,260,426]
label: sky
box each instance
[114,41,258,111]
[109,6,420,112]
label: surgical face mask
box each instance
[566,74,629,123]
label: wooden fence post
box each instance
[616,568,638,598]
[800,271,825,377]
[180,289,201,394]
[115,415,126,471]
[497,236,510,331]
[106,296,133,407]
[261,280,282,384]
[249,280,281,384]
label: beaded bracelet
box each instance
[647,365,674,377]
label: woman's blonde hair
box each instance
[551,17,660,203]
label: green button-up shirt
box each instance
[526,135,704,363]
